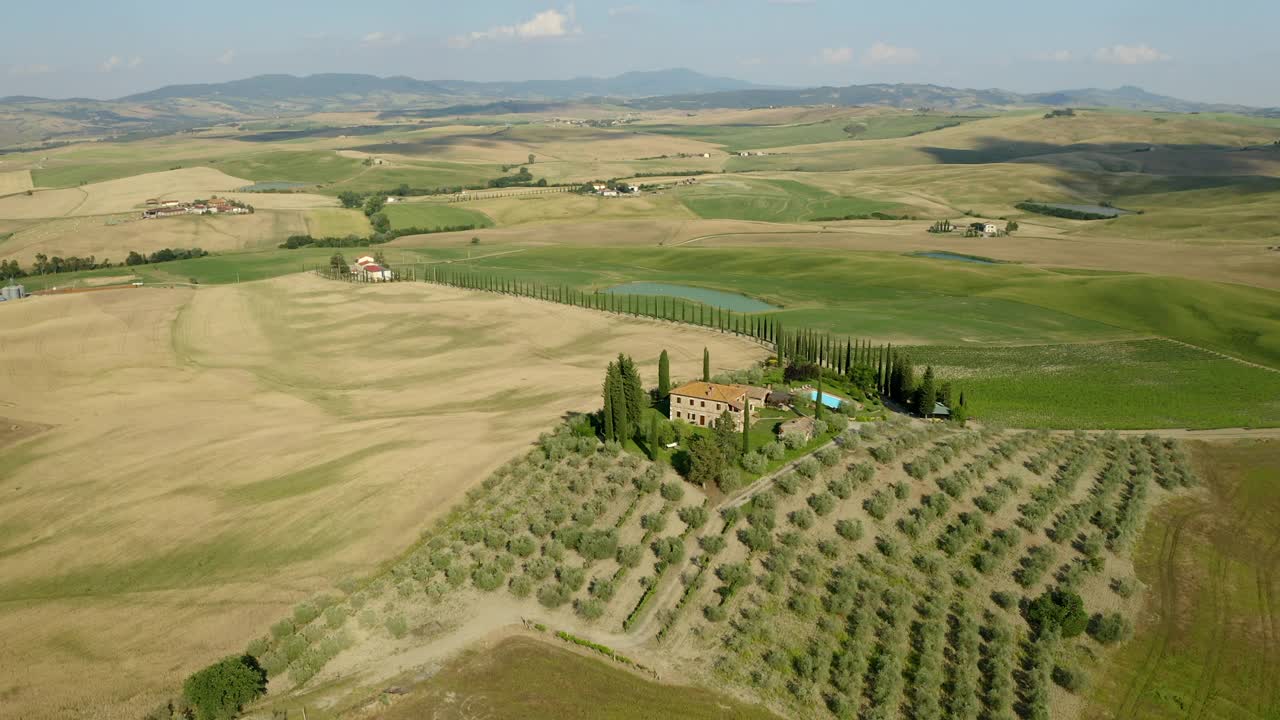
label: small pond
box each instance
[1037,203,1133,217]
[236,181,309,192]
[914,251,1000,265]
[806,389,846,409]
[604,282,779,312]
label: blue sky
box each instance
[2,1,1277,105]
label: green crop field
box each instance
[675,178,900,222]
[1084,439,1280,720]
[382,203,493,231]
[639,114,983,152]
[377,636,782,720]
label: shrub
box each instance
[575,598,606,620]
[292,602,319,626]
[775,472,799,495]
[991,590,1017,610]
[182,655,267,720]
[589,577,617,601]
[1053,665,1086,693]
[537,583,572,608]
[507,535,537,557]
[558,566,587,592]
[651,536,685,565]
[616,544,643,568]
[525,556,555,580]
[782,431,808,450]
[678,505,709,531]
[808,492,836,516]
[698,534,726,555]
[660,481,685,502]
[816,447,840,467]
[893,481,910,500]
[509,574,534,598]
[737,525,773,552]
[798,456,819,479]
[1111,576,1138,598]
[640,513,668,533]
[763,441,786,460]
[324,606,348,629]
[741,451,768,474]
[864,490,893,520]
[835,519,863,541]
[817,539,840,559]
[827,476,853,499]
[270,619,295,640]
[385,615,409,639]
[576,528,619,562]
[1025,588,1087,638]
[703,604,728,622]
[789,508,815,529]
[1087,612,1131,645]
[471,564,505,591]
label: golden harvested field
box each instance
[0,210,308,261]
[0,274,766,719]
[0,167,252,219]
[0,169,34,194]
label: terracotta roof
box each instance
[670,381,749,409]
[362,264,384,272]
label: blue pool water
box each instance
[604,282,779,312]
[807,390,845,409]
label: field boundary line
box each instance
[1161,337,1279,374]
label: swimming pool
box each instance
[807,390,845,409]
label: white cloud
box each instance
[450,7,580,48]
[739,57,765,67]
[608,4,641,16]
[819,47,854,65]
[1094,44,1170,64]
[1034,50,1073,62]
[362,31,405,47]
[100,55,141,71]
[863,42,919,65]
[216,49,236,65]
[8,63,53,76]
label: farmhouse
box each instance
[142,196,251,219]
[668,381,766,430]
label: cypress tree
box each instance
[618,354,646,431]
[610,364,630,441]
[775,324,785,366]
[915,366,937,417]
[658,350,671,399]
[647,414,660,460]
[703,347,711,382]
[844,339,852,375]
[741,398,751,456]
[602,364,618,442]
[815,375,824,421]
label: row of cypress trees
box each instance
[424,267,969,417]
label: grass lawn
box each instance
[321,161,502,194]
[304,208,371,237]
[383,203,494,231]
[377,636,782,720]
[1083,439,1280,720]
[675,178,899,222]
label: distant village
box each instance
[142,196,253,219]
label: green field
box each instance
[376,637,782,720]
[216,151,364,185]
[31,159,180,188]
[676,178,900,222]
[1084,439,1280,720]
[322,161,503,194]
[907,340,1280,429]
[382,203,493,231]
[639,114,982,151]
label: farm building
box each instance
[1,284,27,301]
[668,381,766,430]
[779,416,817,441]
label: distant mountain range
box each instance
[1,69,1275,149]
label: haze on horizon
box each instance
[2,0,1277,106]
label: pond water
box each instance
[236,181,309,192]
[1038,203,1133,217]
[807,390,846,409]
[604,282,779,312]
[915,251,1000,265]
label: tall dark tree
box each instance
[617,354,647,430]
[815,375,824,421]
[657,350,671,400]
[914,365,937,417]
[741,399,751,456]
[702,347,711,382]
